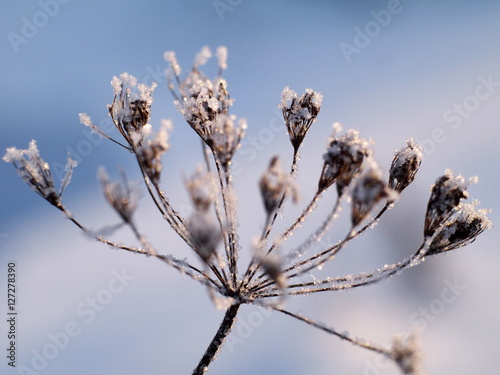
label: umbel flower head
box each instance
[4,46,493,375]
[279,87,323,152]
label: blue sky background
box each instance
[1,1,499,374]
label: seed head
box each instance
[109,73,156,147]
[388,139,423,196]
[425,200,492,256]
[351,159,392,227]
[185,166,217,212]
[423,170,475,238]
[391,334,424,375]
[259,156,298,216]
[318,128,372,195]
[188,211,222,264]
[134,120,171,185]
[210,114,247,168]
[279,87,323,151]
[99,168,138,223]
[3,140,76,207]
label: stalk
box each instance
[192,303,241,375]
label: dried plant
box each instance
[4,46,493,375]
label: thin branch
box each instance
[274,307,392,356]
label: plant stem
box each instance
[192,303,241,375]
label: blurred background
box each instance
[1,0,498,374]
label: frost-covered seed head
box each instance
[423,170,475,238]
[254,250,286,291]
[185,166,217,212]
[108,73,156,147]
[351,159,391,227]
[426,200,492,256]
[318,129,372,195]
[3,140,76,207]
[279,87,323,151]
[99,168,138,223]
[391,334,424,375]
[259,156,298,216]
[210,114,246,167]
[134,120,171,185]
[388,139,423,196]
[188,211,221,264]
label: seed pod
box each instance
[279,87,323,151]
[388,139,423,196]
[318,129,371,195]
[259,156,298,216]
[423,170,474,238]
[425,200,492,256]
[351,159,391,227]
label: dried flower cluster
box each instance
[4,46,492,375]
